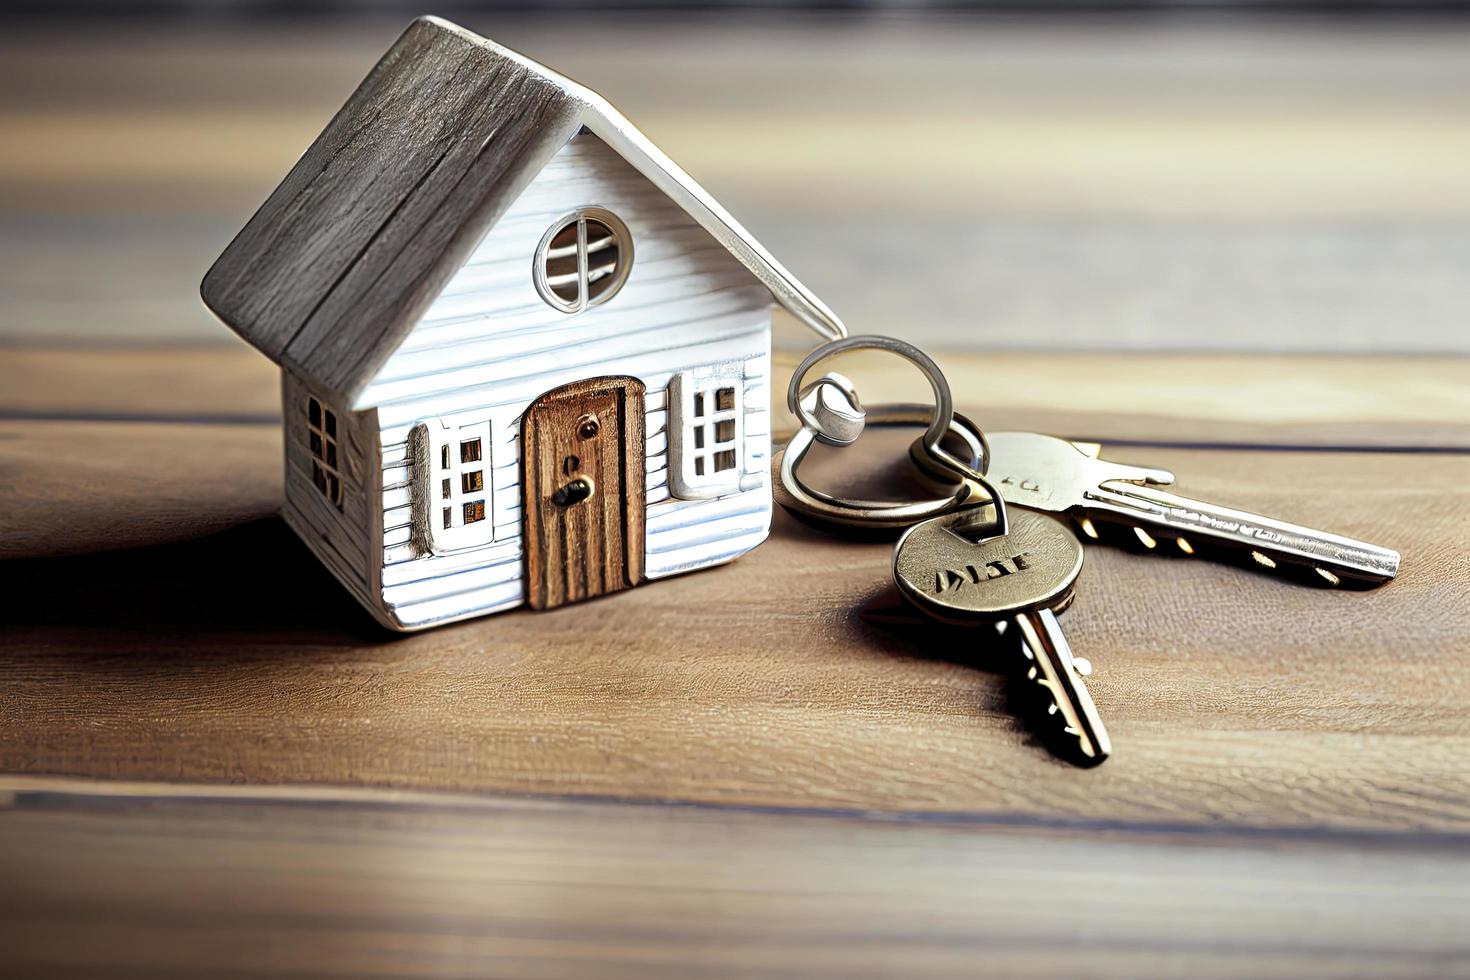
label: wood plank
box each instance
[1,776,1467,980]
[3,425,1465,833]
[5,347,1468,449]
[772,343,1470,450]
[3,23,1466,974]
[0,348,278,422]
[5,20,1470,223]
[5,20,1470,353]
[0,420,280,559]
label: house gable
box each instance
[201,17,583,399]
[200,16,845,412]
[357,132,772,413]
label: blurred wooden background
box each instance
[2,11,1470,979]
[3,13,1470,351]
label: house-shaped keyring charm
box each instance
[202,16,844,630]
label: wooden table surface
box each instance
[4,344,1469,978]
[4,14,1470,979]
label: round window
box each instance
[534,207,633,314]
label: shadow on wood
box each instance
[857,585,1107,768]
[4,518,386,643]
[0,420,282,561]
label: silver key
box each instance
[983,431,1400,587]
[894,506,1111,765]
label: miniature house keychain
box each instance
[202,16,845,630]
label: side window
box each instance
[668,369,743,499]
[306,395,343,510]
[412,419,493,554]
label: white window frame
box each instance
[412,418,494,554]
[533,207,634,315]
[668,368,744,499]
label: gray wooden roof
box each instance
[201,16,845,406]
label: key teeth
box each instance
[1019,653,1098,755]
[1085,479,1399,588]
[1004,606,1109,766]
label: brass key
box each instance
[893,506,1111,765]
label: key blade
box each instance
[1087,481,1400,585]
[1013,609,1111,765]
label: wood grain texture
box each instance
[199,17,584,402]
[3,424,1466,834]
[7,20,1470,353]
[3,349,1467,976]
[522,376,646,610]
[0,347,279,423]
[3,776,1468,980]
[6,18,1469,971]
[771,342,1470,450]
[0,420,280,559]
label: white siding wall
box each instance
[280,369,382,621]
[361,134,773,630]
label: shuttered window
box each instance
[669,369,744,499]
[413,419,493,554]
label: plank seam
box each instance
[4,775,1468,849]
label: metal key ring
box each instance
[788,336,964,470]
[774,404,997,533]
[777,334,1010,534]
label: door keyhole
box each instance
[552,477,594,507]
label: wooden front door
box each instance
[522,376,647,610]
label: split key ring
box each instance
[773,335,1009,535]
